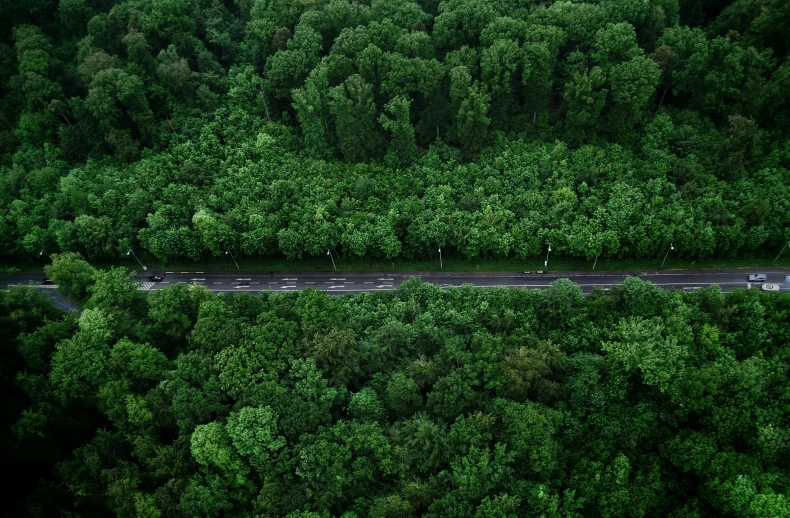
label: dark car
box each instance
[148,275,164,282]
[41,278,54,284]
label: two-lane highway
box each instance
[5,268,790,297]
[133,268,790,294]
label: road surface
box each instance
[5,268,789,297]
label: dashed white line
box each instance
[305,282,316,285]
[236,278,251,281]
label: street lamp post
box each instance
[773,240,790,264]
[126,249,147,271]
[661,243,674,267]
[225,250,240,270]
[593,255,599,270]
[545,245,551,268]
[327,249,336,270]
[439,247,442,269]
[39,250,50,259]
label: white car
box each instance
[748,274,767,282]
[761,284,780,291]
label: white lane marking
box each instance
[161,281,170,284]
[640,282,745,286]
[236,278,251,281]
[330,278,346,281]
[213,282,223,284]
[139,282,156,290]
[196,272,204,273]
[235,285,249,289]
[305,282,316,285]
[191,278,206,281]
[363,281,373,284]
[377,278,394,281]
[166,271,173,274]
[282,278,298,281]
[280,285,297,289]
[376,285,394,288]
[747,282,751,289]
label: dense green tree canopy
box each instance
[1,0,789,265]
[2,277,790,516]
[2,2,790,512]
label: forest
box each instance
[1,0,790,263]
[2,0,790,516]
[2,270,790,516]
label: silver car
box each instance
[761,284,780,291]
[748,274,767,282]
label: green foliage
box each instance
[1,0,790,266]
[44,252,97,304]
[4,277,790,515]
[226,405,286,470]
[2,1,790,511]
[379,95,419,166]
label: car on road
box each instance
[148,275,164,282]
[41,278,54,284]
[761,284,780,291]
[748,274,767,282]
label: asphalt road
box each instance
[4,268,790,299]
[8,268,789,295]
[0,281,84,312]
